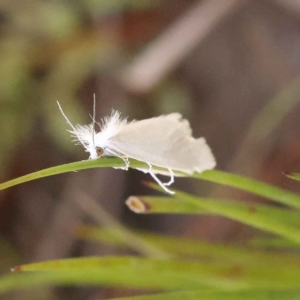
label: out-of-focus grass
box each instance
[76,225,300,266]
[4,254,300,293]
[0,158,300,297]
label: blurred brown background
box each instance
[2,0,300,299]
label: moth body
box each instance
[58,101,216,194]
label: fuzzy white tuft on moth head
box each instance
[57,96,216,194]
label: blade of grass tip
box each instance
[283,172,300,182]
[145,182,300,244]
[12,256,300,290]
[125,195,209,214]
[11,256,252,290]
[75,191,170,259]
[128,192,300,228]
[0,271,177,295]
[0,264,208,294]
[195,169,300,210]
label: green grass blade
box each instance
[77,226,300,268]
[196,170,300,210]
[0,271,195,295]
[142,185,300,244]
[284,172,300,182]
[10,256,250,291]
[75,193,170,259]
[126,195,300,227]
[0,158,178,190]
[2,158,300,213]
[115,290,300,300]
[4,256,300,293]
[250,236,299,249]
[179,192,300,244]
[125,196,209,214]
[0,157,126,190]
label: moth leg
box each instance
[116,156,129,170]
[164,168,174,186]
[147,163,175,195]
[112,150,130,170]
[122,156,130,170]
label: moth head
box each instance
[88,145,104,159]
[74,126,104,159]
[57,100,124,160]
[96,146,104,158]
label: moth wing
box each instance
[110,114,215,174]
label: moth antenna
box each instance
[56,101,88,149]
[92,94,96,149]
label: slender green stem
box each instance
[0,158,126,190]
[2,159,300,213]
[196,170,300,210]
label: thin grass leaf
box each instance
[77,225,300,268]
[10,256,250,291]
[0,157,126,190]
[126,195,300,227]
[144,184,300,244]
[113,289,300,300]
[8,256,300,292]
[125,196,209,214]
[0,158,184,190]
[75,192,170,259]
[250,236,299,249]
[284,172,300,182]
[0,271,197,295]
[195,170,300,210]
[2,158,300,212]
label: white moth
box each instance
[57,98,216,194]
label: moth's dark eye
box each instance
[96,147,104,157]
